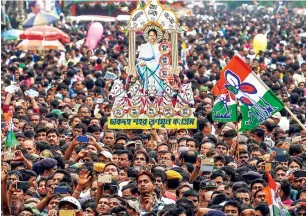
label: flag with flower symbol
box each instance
[212,56,284,131]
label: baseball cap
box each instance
[272,112,281,119]
[126,200,140,213]
[58,196,81,210]
[99,151,113,161]
[125,141,136,148]
[200,180,217,190]
[51,109,65,116]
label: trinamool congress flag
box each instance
[5,118,18,148]
[262,171,290,216]
[212,56,284,131]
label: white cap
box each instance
[272,112,281,119]
[58,196,81,210]
[127,200,140,212]
[100,150,113,160]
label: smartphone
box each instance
[272,148,289,162]
[59,210,76,216]
[265,162,277,171]
[77,135,89,143]
[200,165,214,172]
[16,181,30,190]
[202,158,214,165]
[3,152,15,161]
[294,170,306,178]
[98,175,112,183]
[54,186,68,194]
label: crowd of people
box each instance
[1,2,306,216]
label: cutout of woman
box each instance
[137,27,164,95]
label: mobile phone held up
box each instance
[77,135,89,143]
[98,175,112,183]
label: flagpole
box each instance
[284,106,306,131]
[235,98,240,161]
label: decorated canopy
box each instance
[108,0,196,129]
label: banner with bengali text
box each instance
[108,117,197,129]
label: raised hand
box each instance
[78,170,92,186]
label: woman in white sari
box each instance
[137,28,164,95]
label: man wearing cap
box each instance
[199,180,217,207]
[32,158,58,177]
[58,196,83,215]
[165,170,182,195]
[127,199,140,216]
[272,112,289,131]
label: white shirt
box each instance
[161,197,175,205]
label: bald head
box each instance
[22,140,36,154]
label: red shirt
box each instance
[164,191,177,201]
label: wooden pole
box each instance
[284,106,306,130]
[235,98,239,161]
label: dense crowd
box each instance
[1,3,306,216]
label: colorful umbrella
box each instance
[20,25,70,44]
[2,29,23,41]
[17,39,65,51]
[22,12,59,28]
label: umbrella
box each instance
[22,12,59,28]
[2,29,23,41]
[17,39,65,51]
[20,25,70,44]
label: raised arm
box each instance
[1,169,10,215]
[64,137,79,161]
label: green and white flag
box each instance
[5,118,18,148]
[213,56,284,131]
